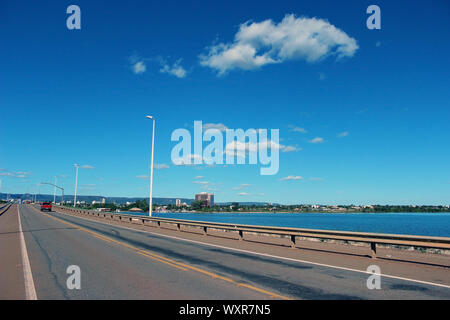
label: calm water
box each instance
[119,211,450,237]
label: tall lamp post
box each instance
[53,176,57,203]
[73,164,79,207]
[146,115,155,217]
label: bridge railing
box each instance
[0,202,12,215]
[52,205,450,259]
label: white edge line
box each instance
[42,207,450,290]
[18,205,38,300]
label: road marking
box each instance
[28,206,289,300]
[30,205,450,290]
[17,205,38,300]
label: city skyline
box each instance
[1,1,449,205]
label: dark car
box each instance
[41,202,52,212]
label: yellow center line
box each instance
[28,205,290,300]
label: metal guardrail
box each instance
[53,206,450,259]
[0,202,12,215]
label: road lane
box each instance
[23,204,450,300]
[18,204,275,299]
[0,205,26,299]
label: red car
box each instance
[40,202,52,212]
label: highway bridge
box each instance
[1,204,449,300]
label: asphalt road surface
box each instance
[2,204,449,300]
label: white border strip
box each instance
[47,208,450,290]
[18,205,38,300]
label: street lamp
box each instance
[34,183,41,203]
[74,164,79,207]
[146,115,155,217]
[42,182,64,204]
[53,176,57,203]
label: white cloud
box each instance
[132,61,147,74]
[233,183,251,190]
[160,59,187,78]
[0,170,33,178]
[200,14,358,75]
[281,145,302,152]
[193,181,210,185]
[309,137,324,144]
[280,175,303,181]
[16,171,32,175]
[289,125,307,133]
[81,165,95,169]
[154,164,170,169]
[224,140,299,157]
[0,172,14,176]
[172,154,205,166]
[203,123,228,132]
[237,192,264,196]
[338,131,349,137]
[194,176,204,179]
[136,175,149,180]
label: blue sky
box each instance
[1,0,449,205]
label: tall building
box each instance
[176,199,181,207]
[195,193,214,207]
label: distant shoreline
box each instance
[155,210,450,214]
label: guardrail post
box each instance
[157,221,161,228]
[371,242,377,259]
[238,230,243,241]
[176,223,181,231]
[203,226,207,236]
[290,235,296,248]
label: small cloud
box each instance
[16,175,27,179]
[193,181,210,185]
[281,145,302,152]
[160,59,187,78]
[132,61,147,74]
[309,137,324,144]
[154,164,170,169]
[136,175,149,180]
[0,172,14,176]
[172,153,205,166]
[338,131,349,137]
[289,125,307,134]
[280,175,303,181]
[16,171,32,175]
[81,165,95,169]
[203,123,228,132]
[233,183,251,190]
[237,192,264,196]
[194,176,204,179]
